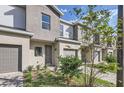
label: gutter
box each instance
[0,26,34,36]
[50,5,64,16]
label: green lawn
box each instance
[23,68,115,87]
[83,63,117,73]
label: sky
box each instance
[57,5,118,28]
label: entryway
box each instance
[45,45,52,65]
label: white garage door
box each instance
[63,49,78,57]
[0,44,22,73]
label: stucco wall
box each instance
[29,41,57,67]
[0,31,30,70]
[26,5,60,42]
[0,5,26,29]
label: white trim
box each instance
[60,19,82,26]
[60,18,74,25]
[0,26,34,36]
[56,37,81,44]
[50,5,64,16]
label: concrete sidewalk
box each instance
[81,66,116,84]
[0,72,23,87]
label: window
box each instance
[60,24,64,36]
[94,34,100,45]
[107,42,112,47]
[42,13,50,30]
[35,47,42,56]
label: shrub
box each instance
[36,64,41,71]
[24,71,33,86]
[27,65,33,72]
[105,54,117,63]
[95,63,109,73]
[59,56,82,85]
[95,62,118,73]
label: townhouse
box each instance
[0,5,116,74]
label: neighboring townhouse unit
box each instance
[59,19,116,64]
[0,5,116,74]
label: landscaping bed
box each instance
[23,68,115,87]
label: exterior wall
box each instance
[0,5,26,29]
[0,31,30,71]
[77,25,92,44]
[60,22,74,39]
[26,5,60,42]
[29,41,45,67]
[29,41,57,67]
[77,25,83,42]
[58,42,81,59]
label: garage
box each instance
[0,44,22,73]
[63,49,78,57]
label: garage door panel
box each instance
[0,45,21,73]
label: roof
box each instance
[60,19,73,25]
[60,18,82,26]
[18,5,64,16]
[50,5,64,16]
[0,26,34,36]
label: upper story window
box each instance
[60,24,64,36]
[107,42,112,47]
[42,13,50,30]
[94,34,100,45]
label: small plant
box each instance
[105,54,117,63]
[59,56,82,85]
[24,70,33,87]
[44,64,48,70]
[27,65,33,72]
[36,64,41,71]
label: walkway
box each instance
[0,72,23,87]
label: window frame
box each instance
[94,34,100,45]
[107,42,112,47]
[42,13,51,30]
[35,47,43,57]
[60,24,64,36]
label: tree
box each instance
[59,56,82,85]
[72,5,117,86]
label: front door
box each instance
[94,51,100,63]
[45,45,52,65]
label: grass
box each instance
[95,78,115,87]
[23,68,115,87]
[83,63,117,73]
